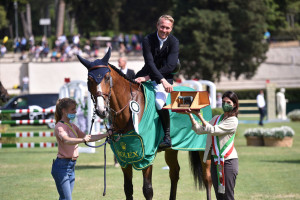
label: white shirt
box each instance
[121,67,128,75]
[157,32,168,49]
[23,76,29,84]
[256,94,266,108]
[73,35,80,44]
[192,116,239,162]
[1,46,7,53]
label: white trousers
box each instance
[152,81,169,110]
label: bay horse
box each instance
[78,50,212,200]
[0,81,9,102]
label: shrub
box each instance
[244,128,265,137]
[287,109,300,121]
[264,126,295,139]
[244,126,295,139]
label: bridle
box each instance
[86,65,142,144]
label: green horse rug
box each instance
[110,82,212,170]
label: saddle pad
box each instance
[110,82,212,170]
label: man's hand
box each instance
[161,78,173,93]
[135,75,150,83]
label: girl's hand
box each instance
[83,135,91,142]
[107,129,113,136]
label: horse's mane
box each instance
[108,63,139,85]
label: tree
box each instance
[175,8,234,81]
[56,0,65,37]
[174,0,268,81]
[227,0,268,79]
[0,5,8,30]
[119,0,173,33]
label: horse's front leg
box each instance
[165,149,180,200]
[121,165,133,200]
[142,165,153,200]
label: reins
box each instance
[83,65,142,196]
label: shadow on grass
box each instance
[76,165,118,170]
[2,150,55,154]
[261,159,300,164]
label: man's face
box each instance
[157,18,173,39]
[118,58,126,69]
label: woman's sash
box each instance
[212,114,235,194]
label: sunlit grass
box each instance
[0,122,299,199]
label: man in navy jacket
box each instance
[118,56,136,79]
[135,15,179,149]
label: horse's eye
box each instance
[105,76,110,83]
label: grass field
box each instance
[0,121,300,200]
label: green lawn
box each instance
[0,122,300,200]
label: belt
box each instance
[57,157,77,161]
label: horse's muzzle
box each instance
[96,108,108,119]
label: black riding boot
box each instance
[157,109,171,149]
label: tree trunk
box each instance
[45,3,50,37]
[20,11,29,38]
[26,3,32,36]
[56,0,65,37]
[70,12,75,35]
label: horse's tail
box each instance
[189,151,204,189]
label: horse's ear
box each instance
[101,47,111,65]
[77,55,91,69]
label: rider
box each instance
[135,15,179,149]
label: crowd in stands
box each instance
[1,32,143,62]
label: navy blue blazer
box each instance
[126,69,136,80]
[135,32,179,84]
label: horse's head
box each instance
[77,48,112,119]
[0,81,9,102]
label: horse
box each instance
[77,49,212,200]
[0,81,9,102]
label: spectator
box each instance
[29,35,35,47]
[118,56,135,79]
[14,38,20,53]
[264,30,271,43]
[0,44,7,58]
[119,43,126,57]
[58,34,67,49]
[42,35,48,47]
[51,48,60,62]
[124,34,130,49]
[41,44,50,60]
[22,76,29,93]
[83,40,91,57]
[256,90,266,126]
[131,34,138,49]
[72,34,80,47]
[34,45,43,61]
[20,37,27,51]
[118,33,124,46]
[20,37,27,60]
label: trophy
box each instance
[163,91,210,112]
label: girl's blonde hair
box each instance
[55,98,77,124]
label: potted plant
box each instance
[244,128,265,146]
[287,109,300,121]
[263,126,295,147]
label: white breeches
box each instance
[152,81,169,110]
